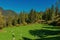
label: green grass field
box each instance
[0,23,60,40]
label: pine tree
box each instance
[19,11,26,24]
[55,1,59,16]
[12,14,18,26]
[29,9,37,23]
[45,8,51,21]
[51,5,55,20]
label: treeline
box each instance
[0,3,60,29]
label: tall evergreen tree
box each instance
[29,9,37,23]
[19,11,26,24]
[12,14,18,26]
[55,1,59,16]
[51,5,55,20]
[45,8,51,21]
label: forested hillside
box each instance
[0,1,60,29]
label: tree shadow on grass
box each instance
[22,36,60,40]
[28,29,60,40]
[22,37,31,40]
[22,26,60,40]
[29,29,60,37]
[35,36,60,40]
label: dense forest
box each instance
[0,1,60,29]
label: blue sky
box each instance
[0,0,56,13]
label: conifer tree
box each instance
[19,11,26,24]
[29,9,37,23]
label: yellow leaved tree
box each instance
[0,11,5,29]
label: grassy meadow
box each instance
[0,23,60,40]
[0,0,60,40]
